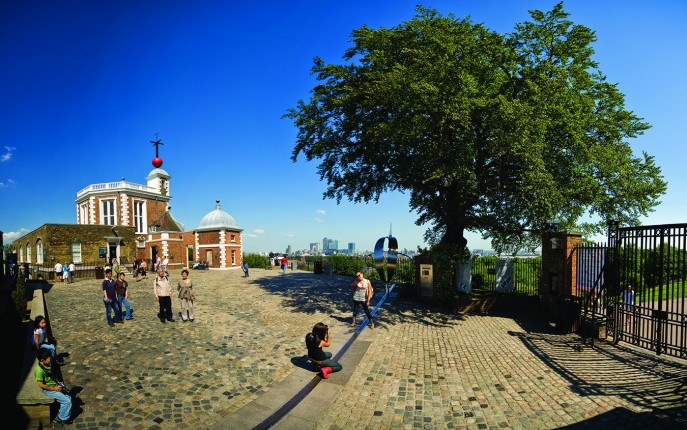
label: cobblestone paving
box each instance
[48,269,353,430]
[315,299,687,430]
[45,270,686,430]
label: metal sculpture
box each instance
[373,233,398,294]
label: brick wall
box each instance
[12,224,136,264]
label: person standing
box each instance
[161,255,169,276]
[350,271,375,328]
[281,256,288,274]
[35,348,72,428]
[154,268,174,323]
[116,272,133,321]
[62,264,69,283]
[102,269,121,326]
[621,283,636,326]
[305,322,342,379]
[137,259,148,281]
[177,269,195,322]
[68,262,75,284]
[112,258,122,279]
[242,262,249,277]
[54,262,63,283]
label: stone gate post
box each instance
[540,231,583,333]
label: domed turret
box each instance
[197,200,239,230]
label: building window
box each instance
[36,240,44,264]
[80,203,90,224]
[231,250,236,265]
[71,242,82,263]
[133,200,146,234]
[19,245,24,262]
[137,237,146,248]
[26,242,32,263]
[101,199,116,225]
[230,234,236,243]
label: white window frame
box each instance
[231,249,236,265]
[36,240,44,264]
[71,242,82,263]
[101,199,116,225]
[133,200,147,234]
[79,203,89,224]
[26,242,32,263]
[19,245,24,262]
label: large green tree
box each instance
[286,3,666,254]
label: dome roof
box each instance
[197,201,240,230]
[146,167,170,180]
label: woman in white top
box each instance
[350,271,375,328]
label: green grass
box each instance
[636,282,687,303]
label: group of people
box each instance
[192,260,209,270]
[35,266,374,427]
[33,315,72,427]
[102,268,134,326]
[153,268,196,323]
[54,262,76,284]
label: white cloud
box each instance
[1,146,16,162]
[316,209,326,215]
[312,218,324,223]
[3,228,29,243]
[244,233,257,238]
[254,229,266,234]
[286,233,295,238]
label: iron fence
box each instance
[19,261,136,282]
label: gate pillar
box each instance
[541,231,583,333]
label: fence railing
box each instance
[19,262,136,281]
[470,257,541,296]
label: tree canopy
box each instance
[285,3,666,253]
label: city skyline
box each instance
[1,1,685,254]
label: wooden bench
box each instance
[16,285,53,429]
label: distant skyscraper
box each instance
[331,239,339,251]
[348,242,355,254]
[323,237,329,251]
[310,242,321,253]
[286,245,292,255]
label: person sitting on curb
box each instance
[305,322,342,379]
[35,348,72,428]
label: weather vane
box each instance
[149,132,164,168]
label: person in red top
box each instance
[281,256,288,274]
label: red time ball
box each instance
[152,157,163,168]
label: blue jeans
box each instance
[118,296,132,319]
[104,299,121,323]
[321,351,342,373]
[40,342,57,360]
[42,388,72,421]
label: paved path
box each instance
[41,269,686,429]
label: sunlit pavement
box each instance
[45,269,686,429]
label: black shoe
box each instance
[167,319,176,322]
[108,322,115,327]
[116,320,124,324]
[189,319,194,322]
[160,319,166,324]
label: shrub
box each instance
[243,253,269,270]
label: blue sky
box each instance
[1,0,685,254]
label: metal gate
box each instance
[606,223,687,358]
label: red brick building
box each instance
[193,201,243,270]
